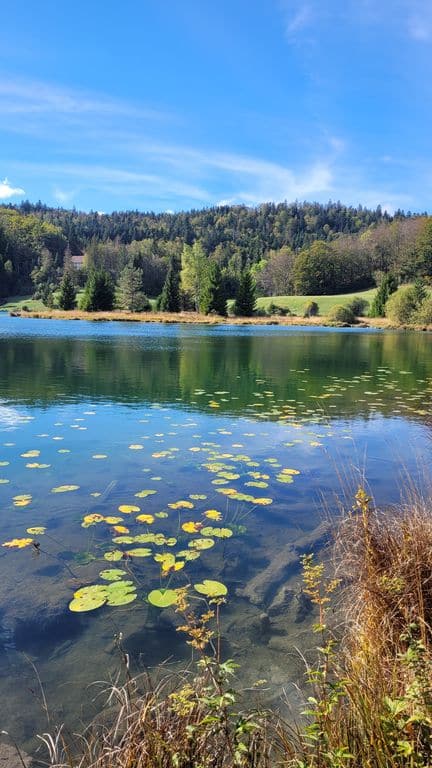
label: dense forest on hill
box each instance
[0,200,431,312]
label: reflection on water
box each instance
[0,316,431,750]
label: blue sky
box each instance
[0,0,431,213]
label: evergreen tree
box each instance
[58,271,76,310]
[233,270,256,316]
[200,262,227,316]
[118,264,150,311]
[79,269,115,311]
[369,273,398,317]
[412,277,428,306]
[158,258,180,312]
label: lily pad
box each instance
[118,504,140,514]
[188,537,215,550]
[125,547,152,557]
[104,550,124,562]
[99,568,127,581]
[147,588,178,608]
[106,591,137,606]
[194,580,228,598]
[51,485,80,493]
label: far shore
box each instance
[4,307,430,331]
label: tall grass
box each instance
[37,489,432,767]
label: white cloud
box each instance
[0,177,24,199]
[53,186,77,204]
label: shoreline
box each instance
[3,308,432,331]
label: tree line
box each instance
[1,201,432,316]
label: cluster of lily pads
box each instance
[2,363,430,621]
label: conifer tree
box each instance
[80,269,115,311]
[199,262,227,316]
[233,270,256,317]
[158,258,180,312]
[369,273,398,317]
[118,264,150,311]
[58,271,76,310]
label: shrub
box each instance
[303,300,319,318]
[266,302,288,316]
[327,304,355,324]
[412,297,432,325]
[347,296,369,316]
[384,285,418,324]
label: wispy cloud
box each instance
[0,76,170,120]
[0,177,25,199]
[0,74,420,212]
[279,0,315,40]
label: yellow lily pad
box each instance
[2,537,34,549]
[136,514,155,524]
[51,485,80,493]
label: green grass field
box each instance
[2,288,377,317]
[255,287,377,315]
[0,295,48,311]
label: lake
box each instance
[0,315,431,750]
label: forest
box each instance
[1,200,431,315]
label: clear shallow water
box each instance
[0,315,431,750]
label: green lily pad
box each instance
[104,550,124,562]
[201,526,233,538]
[148,588,178,608]
[194,580,228,598]
[188,537,215,550]
[106,591,137,606]
[99,568,127,581]
[125,548,152,557]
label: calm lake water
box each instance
[0,315,431,750]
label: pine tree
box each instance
[80,269,115,311]
[199,262,227,316]
[369,273,398,317]
[118,264,150,311]
[233,270,256,317]
[58,271,76,310]
[158,258,180,312]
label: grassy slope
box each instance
[0,295,47,311]
[255,287,377,315]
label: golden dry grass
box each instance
[13,307,398,328]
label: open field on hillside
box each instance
[255,287,377,315]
